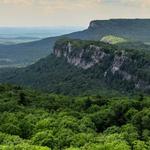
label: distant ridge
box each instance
[89,18,150,29]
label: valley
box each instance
[0,19,150,150]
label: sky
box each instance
[0,0,150,27]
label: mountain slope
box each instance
[0,19,150,67]
[101,35,150,51]
[101,35,128,44]
[0,36,58,68]
[0,39,149,95]
[65,19,150,43]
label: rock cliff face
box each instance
[54,42,109,69]
[54,41,132,80]
[54,39,150,91]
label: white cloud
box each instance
[0,0,149,26]
[0,0,149,7]
[121,0,150,7]
[0,0,103,6]
[32,0,103,14]
[0,0,33,5]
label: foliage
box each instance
[0,84,149,149]
[101,35,128,44]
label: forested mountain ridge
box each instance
[87,19,150,42]
[65,19,150,42]
[0,39,149,95]
[54,39,150,92]
[0,19,150,68]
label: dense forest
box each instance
[0,84,150,149]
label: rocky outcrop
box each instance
[54,42,109,69]
[104,51,132,80]
[53,39,150,91]
[111,51,126,74]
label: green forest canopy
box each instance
[0,84,150,150]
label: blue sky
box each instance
[0,0,150,27]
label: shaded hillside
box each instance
[86,19,150,42]
[0,39,149,95]
[0,19,150,67]
[0,37,58,68]
[66,19,150,42]
[116,41,150,51]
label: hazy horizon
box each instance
[0,26,85,44]
[1,18,150,28]
[0,0,150,27]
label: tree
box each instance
[18,92,28,106]
[32,130,55,149]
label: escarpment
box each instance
[0,38,149,94]
[54,39,150,91]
